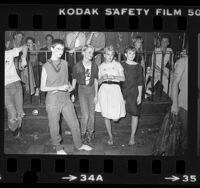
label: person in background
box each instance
[20,37,37,96]
[132,36,146,99]
[85,32,106,67]
[65,32,86,102]
[171,48,188,154]
[40,39,93,155]
[5,45,27,140]
[95,46,126,145]
[6,31,25,76]
[146,34,174,97]
[38,34,54,64]
[132,36,145,72]
[72,45,98,146]
[37,34,54,100]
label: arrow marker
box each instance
[165,175,180,182]
[62,175,77,181]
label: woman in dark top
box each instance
[121,46,144,145]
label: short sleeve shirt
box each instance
[5,48,21,86]
[98,60,124,82]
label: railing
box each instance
[20,50,184,105]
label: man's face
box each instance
[14,34,23,43]
[135,39,142,49]
[104,51,114,62]
[46,36,53,47]
[51,44,64,58]
[161,38,169,48]
[84,47,94,60]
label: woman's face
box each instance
[51,44,64,58]
[15,34,23,43]
[83,47,94,60]
[46,36,53,47]
[104,51,114,62]
[126,50,136,61]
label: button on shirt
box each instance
[5,48,21,86]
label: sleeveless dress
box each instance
[121,62,144,116]
[95,61,126,119]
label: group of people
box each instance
[5,31,188,155]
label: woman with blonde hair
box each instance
[95,45,126,145]
[72,45,99,146]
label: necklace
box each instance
[49,59,61,72]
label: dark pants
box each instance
[78,85,95,135]
[68,52,82,100]
[46,91,82,150]
[5,81,25,131]
[32,65,40,88]
[179,107,188,151]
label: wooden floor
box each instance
[4,91,171,155]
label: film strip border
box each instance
[5,14,188,31]
[1,6,200,31]
[1,4,200,184]
[0,156,200,183]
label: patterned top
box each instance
[98,60,124,82]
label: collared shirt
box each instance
[73,60,98,86]
[5,48,21,86]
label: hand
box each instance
[68,85,74,92]
[171,104,179,115]
[102,74,108,80]
[58,85,69,91]
[108,75,115,80]
[137,95,142,105]
[94,95,98,105]
[69,48,75,54]
[21,58,27,69]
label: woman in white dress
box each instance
[95,46,126,145]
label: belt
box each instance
[102,81,120,85]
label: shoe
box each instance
[15,129,26,144]
[81,133,87,144]
[11,128,19,137]
[86,132,95,147]
[56,149,67,155]
[146,89,152,95]
[78,144,93,151]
